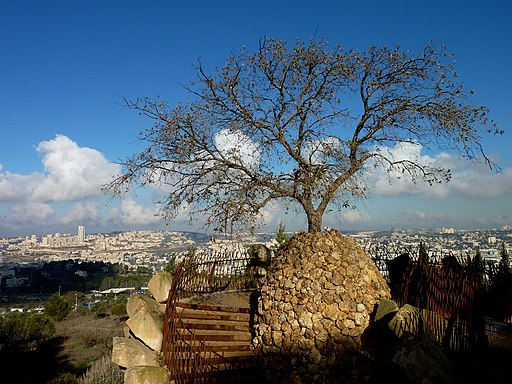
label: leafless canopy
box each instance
[106,37,499,233]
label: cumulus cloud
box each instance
[400,209,450,222]
[59,201,99,225]
[447,165,512,198]
[366,142,512,199]
[0,164,44,202]
[254,200,283,228]
[338,209,371,224]
[6,202,55,226]
[214,129,260,168]
[1,133,511,236]
[0,135,125,234]
[303,136,343,164]
[119,199,161,226]
[30,135,120,202]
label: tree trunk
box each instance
[306,211,323,233]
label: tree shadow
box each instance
[0,335,85,384]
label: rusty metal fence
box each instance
[161,248,258,383]
[394,259,486,356]
[161,242,511,381]
[162,266,214,382]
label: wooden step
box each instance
[175,351,255,366]
[172,364,259,379]
[178,329,252,342]
[176,314,250,324]
[176,307,251,322]
[175,332,253,351]
[175,319,250,332]
[166,292,257,381]
[177,340,251,351]
[176,301,251,314]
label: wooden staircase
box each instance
[171,295,264,383]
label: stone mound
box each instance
[252,228,390,383]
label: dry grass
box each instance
[77,353,124,384]
[54,312,125,370]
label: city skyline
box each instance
[1,1,511,237]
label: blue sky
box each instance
[0,0,511,236]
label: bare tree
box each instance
[106,37,499,233]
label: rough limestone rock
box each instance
[126,306,164,351]
[247,243,273,278]
[112,337,159,368]
[391,332,460,384]
[124,323,132,338]
[127,293,164,318]
[388,303,429,338]
[253,229,390,383]
[148,270,173,303]
[125,366,171,384]
[374,298,399,322]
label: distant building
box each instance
[78,226,85,244]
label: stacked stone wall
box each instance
[252,229,390,383]
[112,271,172,384]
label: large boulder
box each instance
[374,298,399,322]
[127,293,165,318]
[253,229,390,383]
[363,300,461,383]
[126,306,164,351]
[125,366,171,384]
[148,270,173,303]
[247,243,273,278]
[112,337,159,368]
[391,332,460,384]
[388,303,430,338]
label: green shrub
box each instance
[275,221,289,249]
[0,311,55,352]
[45,292,72,321]
[77,326,116,349]
[111,295,127,317]
[91,300,111,318]
[164,254,178,276]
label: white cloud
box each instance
[366,142,512,199]
[6,202,55,226]
[394,209,460,228]
[31,135,121,202]
[365,142,445,197]
[338,209,371,224]
[214,129,260,168]
[1,134,511,236]
[303,136,343,164]
[0,135,124,234]
[119,199,161,226]
[59,201,99,225]
[256,200,282,227]
[0,164,44,202]
[448,165,512,198]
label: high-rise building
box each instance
[78,226,85,244]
